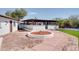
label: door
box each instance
[10,21,12,32]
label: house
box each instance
[0,15,18,36]
[19,19,59,30]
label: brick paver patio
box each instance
[1,30,78,51]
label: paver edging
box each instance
[58,31,78,51]
[0,37,3,50]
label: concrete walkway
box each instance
[1,31,78,51]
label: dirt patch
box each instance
[31,31,51,35]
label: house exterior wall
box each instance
[21,25,59,31]
[0,21,10,36]
[0,17,18,36]
[12,22,18,32]
[48,25,59,30]
[26,25,45,30]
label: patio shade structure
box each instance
[21,19,58,29]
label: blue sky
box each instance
[0,8,79,20]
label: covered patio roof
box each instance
[22,19,58,22]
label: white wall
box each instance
[0,17,18,36]
[48,25,59,30]
[0,21,10,36]
[26,25,45,30]
[12,22,18,32]
[23,25,59,31]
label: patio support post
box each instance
[45,22,48,29]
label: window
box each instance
[14,22,16,26]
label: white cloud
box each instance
[29,12,38,15]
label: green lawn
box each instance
[59,29,79,44]
[59,29,79,38]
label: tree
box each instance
[57,15,79,28]
[5,11,12,16]
[69,15,79,20]
[5,8,27,21]
[58,19,67,28]
[68,15,79,28]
